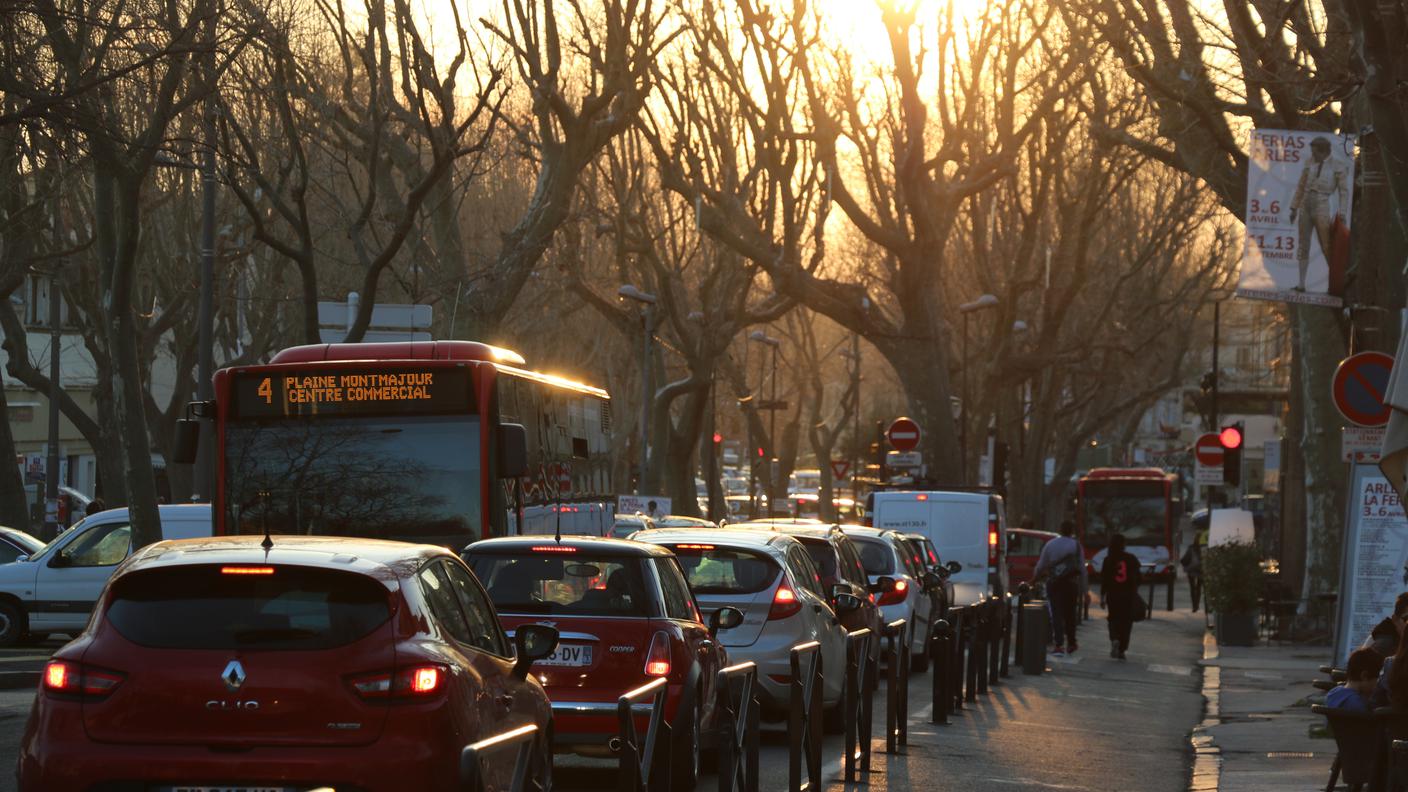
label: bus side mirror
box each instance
[172,419,200,465]
[497,423,528,479]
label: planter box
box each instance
[1215,609,1259,646]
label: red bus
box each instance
[191,341,613,549]
[1076,468,1178,610]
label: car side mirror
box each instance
[830,583,850,602]
[868,576,896,594]
[497,423,528,479]
[834,593,863,613]
[931,564,951,580]
[946,561,962,574]
[709,606,744,635]
[512,624,559,678]
[922,571,942,590]
[172,418,200,465]
[14,555,27,564]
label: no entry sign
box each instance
[1333,351,1394,427]
[1194,433,1224,466]
[886,417,922,452]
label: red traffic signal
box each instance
[713,433,723,444]
[1219,425,1243,449]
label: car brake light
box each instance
[877,578,909,606]
[221,566,275,575]
[43,660,124,698]
[644,632,672,677]
[531,546,576,553]
[675,544,715,550]
[769,584,803,620]
[350,665,447,700]
[916,494,928,501]
[989,522,999,566]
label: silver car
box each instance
[630,527,856,720]
[840,526,941,670]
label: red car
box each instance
[1006,527,1060,586]
[465,536,738,790]
[18,536,559,792]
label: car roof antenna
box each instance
[554,470,563,545]
[258,489,274,552]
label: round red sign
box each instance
[1194,433,1224,467]
[886,417,922,453]
[1332,351,1395,427]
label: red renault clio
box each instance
[465,536,740,790]
[18,536,560,792]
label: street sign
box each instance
[1343,425,1387,463]
[1333,351,1395,427]
[830,460,851,481]
[1194,433,1224,467]
[886,417,922,452]
[888,451,922,468]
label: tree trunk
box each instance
[882,339,962,484]
[1296,306,1347,595]
[0,385,31,532]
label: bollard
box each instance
[999,594,1014,678]
[883,620,908,753]
[967,604,982,701]
[1020,601,1048,676]
[617,677,672,792]
[988,597,1003,686]
[1014,583,1029,661]
[717,662,761,792]
[788,641,823,792]
[930,620,951,725]
[842,630,873,782]
[976,599,990,695]
[946,606,964,712]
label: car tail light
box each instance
[221,566,275,575]
[349,665,447,700]
[877,578,909,606]
[531,545,576,553]
[768,584,803,620]
[989,521,999,567]
[644,631,672,677]
[43,660,124,698]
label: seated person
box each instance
[1364,592,1408,656]
[1329,648,1384,713]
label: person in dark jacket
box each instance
[1180,541,1203,612]
[1100,533,1143,660]
[1364,592,1408,657]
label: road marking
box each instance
[988,778,1093,790]
[1148,664,1193,676]
[0,655,48,664]
[1243,671,1283,680]
[1048,654,1082,665]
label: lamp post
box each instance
[958,294,999,484]
[619,285,658,495]
[749,330,782,515]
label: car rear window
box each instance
[796,538,840,583]
[105,565,391,650]
[854,538,894,575]
[469,553,656,617]
[666,545,780,595]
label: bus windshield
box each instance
[223,414,481,548]
[1082,481,1166,549]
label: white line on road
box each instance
[1243,671,1283,680]
[0,655,48,664]
[988,777,1094,790]
[1148,664,1193,676]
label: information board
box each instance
[232,366,473,418]
[1335,466,1408,665]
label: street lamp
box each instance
[748,330,782,515]
[619,285,658,495]
[959,294,999,483]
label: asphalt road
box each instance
[559,589,1207,792]
[0,600,1206,792]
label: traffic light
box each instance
[1220,423,1243,486]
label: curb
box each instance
[0,671,40,690]
[1190,631,1221,791]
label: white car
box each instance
[630,527,855,721]
[0,504,211,645]
[609,513,656,538]
[839,526,939,668]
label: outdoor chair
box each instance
[1313,704,1381,792]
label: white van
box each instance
[869,490,1008,606]
[0,504,212,645]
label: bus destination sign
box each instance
[233,366,473,417]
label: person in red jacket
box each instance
[1100,533,1143,660]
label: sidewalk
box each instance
[1197,630,1335,791]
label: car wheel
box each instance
[670,694,702,790]
[0,602,26,648]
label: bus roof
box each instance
[1080,467,1173,481]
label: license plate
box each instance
[535,643,594,667]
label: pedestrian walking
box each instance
[1033,519,1086,655]
[1100,533,1143,660]
[1180,540,1203,613]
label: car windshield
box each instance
[6,531,44,555]
[667,545,780,594]
[469,552,655,617]
[854,538,895,575]
[105,565,391,650]
[1082,480,1168,548]
[224,415,481,549]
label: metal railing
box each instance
[788,640,824,792]
[460,723,541,792]
[883,619,909,752]
[618,676,671,792]
[717,661,760,792]
[843,629,875,782]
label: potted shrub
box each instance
[1204,541,1263,646]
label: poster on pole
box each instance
[1334,466,1408,665]
[617,495,670,520]
[1238,129,1355,307]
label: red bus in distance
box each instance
[205,340,613,550]
[1076,468,1178,608]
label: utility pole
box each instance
[617,285,657,495]
[45,271,62,540]
[851,332,861,503]
[193,95,217,502]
